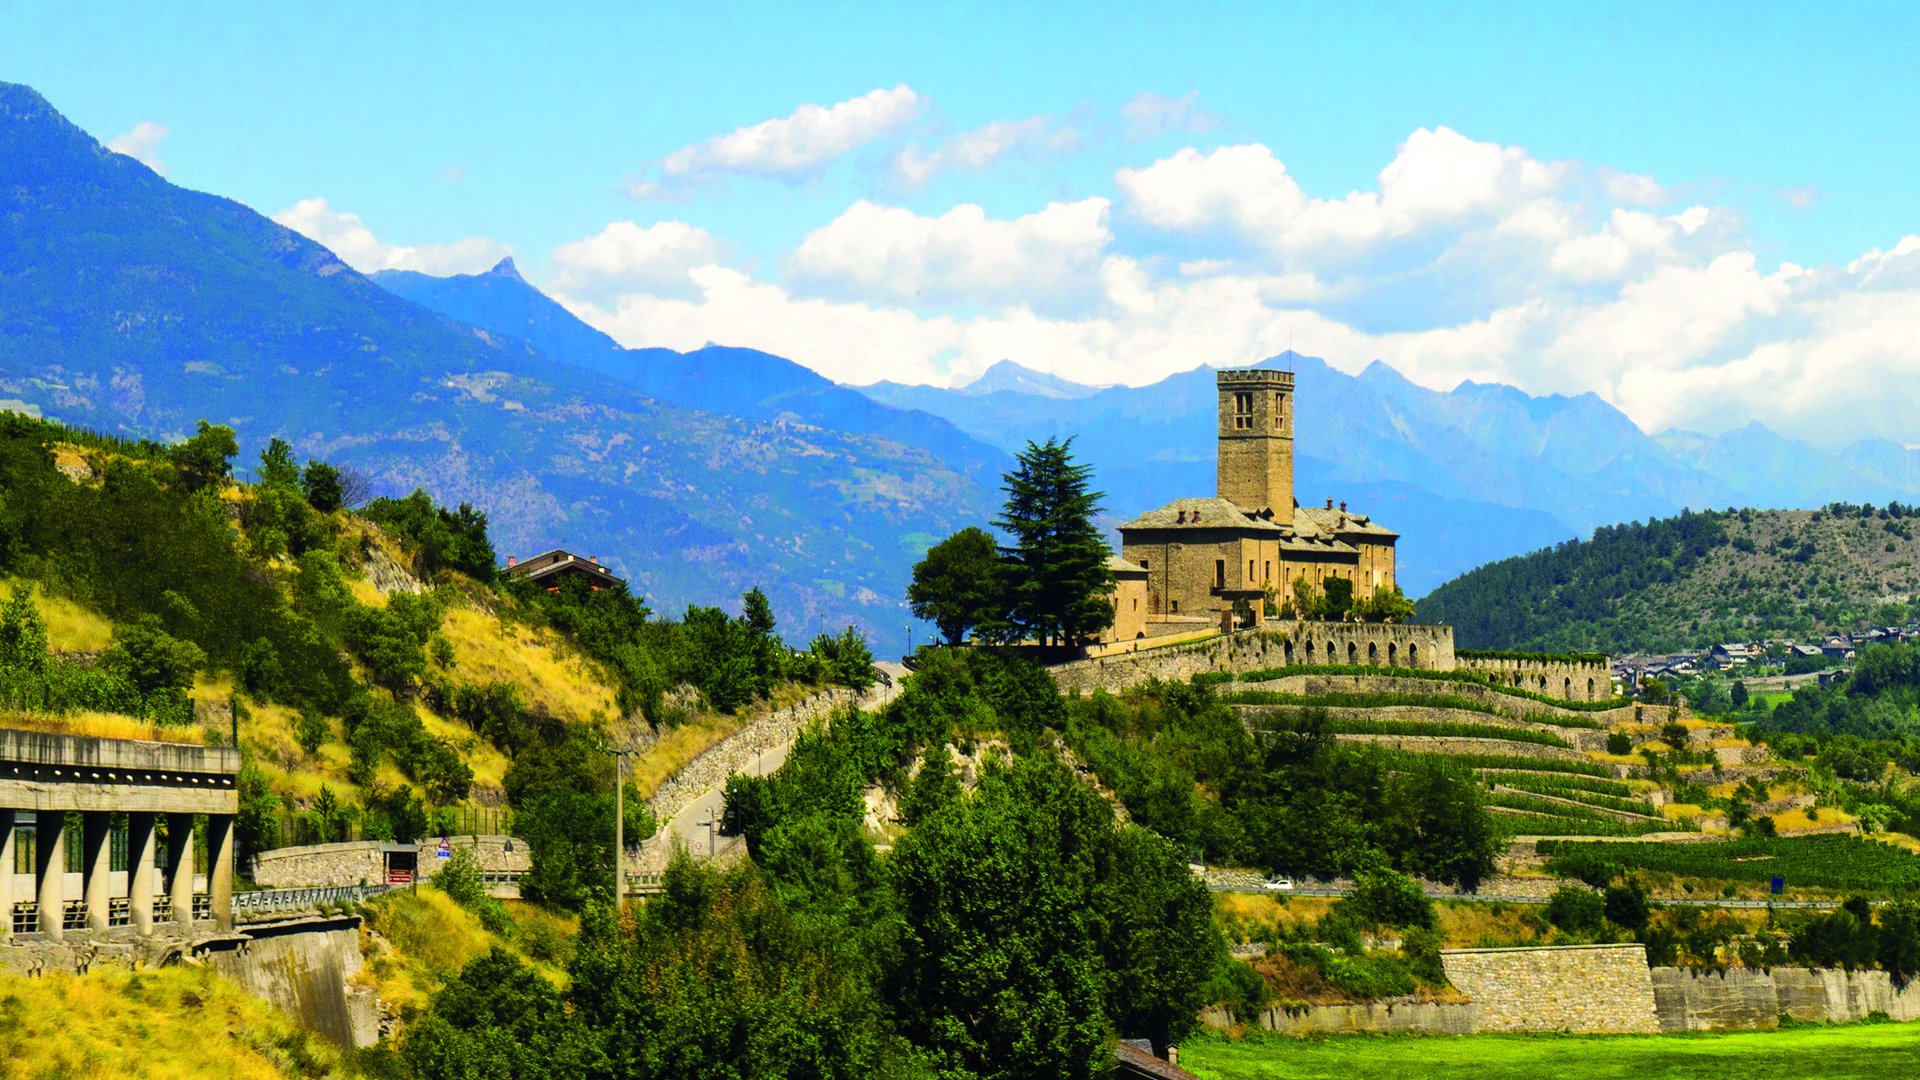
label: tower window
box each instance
[1233,391,1254,429]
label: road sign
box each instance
[1771,876,1785,895]
[436,837,451,859]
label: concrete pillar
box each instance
[35,811,64,940]
[164,813,194,926]
[128,812,156,936]
[0,809,14,941]
[83,811,111,932]
[207,814,234,931]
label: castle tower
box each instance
[1216,368,1294,525]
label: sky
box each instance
[7,2,1920,446]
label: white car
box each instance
[1260,877,1295,892]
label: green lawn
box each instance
[1180,1023,1920,1080]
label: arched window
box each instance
[1588,678,1596,700]
[1408,644,1418,667]
[1368,642,1378,666]
[1564,677,1572,699]
[1347,642,1358,665]
[1305,640,1315,662]
[1284,640,1295,664]
[1388,643,1398,667]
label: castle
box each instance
[1107,368,1398,639]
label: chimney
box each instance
[1176,509,1186,523]
[1339,501,1347,512]
[590,555,598,565]
[507,555,516,568]
[1325,497,1334,509]
[1168,1047,1179,1067]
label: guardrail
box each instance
[1207,883,1843,910]
[232,884,396,919]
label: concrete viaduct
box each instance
[0,730,239,940]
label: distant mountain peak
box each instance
[485,256,523,282]
[962,360,1105,399]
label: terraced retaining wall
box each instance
[1651,966,1920,1029]
[1441,944,1662,1033]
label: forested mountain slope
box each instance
[1418,505,1920,654]
[0,82,990,651]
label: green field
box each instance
[1180,1023,1920,1080]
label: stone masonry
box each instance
[1050,622,1458,695]
[1440,944,1662,1033]
[250,835,527,889]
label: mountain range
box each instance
[4,78,1919,650]
[0,82,992,652]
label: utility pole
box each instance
[613,748,624,910]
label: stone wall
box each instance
[1239,703,1613,753]
[1651,966,1920,1030]
[201,916,379,1049]
[250,835,528,888]
[1457,654,1613,703]
[1051,623,1458,694]
[1331,732,1597,763]
[1440,944,1661,1033]
[1203,999,1479,1036]
[645,680,905,824]
[1253,673,1635,724]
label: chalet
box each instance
[1113,1040,1198,1079]
[503,549,623,592]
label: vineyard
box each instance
[1487,775,1656,818]
[1221,688,1603,728]
[1539,835,1920,893]
[1488,812,1681,838]
[1264,716,1576,750]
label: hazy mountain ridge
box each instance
[859,353,1920,595]
[0,82,989,651]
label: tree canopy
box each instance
[992,438,1112,647]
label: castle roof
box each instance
[1106,554,1150,576]
[1296,505,1400,540]
[1118,497,1287,532]
[1117,497,1364,554]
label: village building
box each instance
[1113,368,1398,636]
[503,548,623,592]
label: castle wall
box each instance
[1458,654,1613,703]
[1050,622,1457,694]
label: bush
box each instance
[1607,732,1633,755]
[1341,868,1434,930]
[1546,886,1606,934]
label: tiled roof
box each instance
[1118,497,1362,554]
[1113,1043,1199,1080]
[1296,505,1400,539]
[1107,555,1149,575]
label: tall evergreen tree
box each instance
[993,438,1113,646]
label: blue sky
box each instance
[7,2,1920,443]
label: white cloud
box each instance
[554,123,1920,447]
[1120,91,1217,141]
[271,197,511,276]
[547,220,722,303]
[789,198,1111,308]
[645,85,924,190]
[893,115,1081,187]
[106,121,170,176]
[1779,185,1820,211]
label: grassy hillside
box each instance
[0,411,878,903]
[1418,504,1920,654]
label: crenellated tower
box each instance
[1216,368,1294,526]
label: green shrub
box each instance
[1546,886,1605,934]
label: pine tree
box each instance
[993,438,1113,646]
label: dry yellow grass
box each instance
[439,604,618,726]
[629,710,753,799]
[0,963,346,1078]
[0,709,206,745]
[0,576,114,653]
[1772,805,1858,834]
[1435,899,1550,948]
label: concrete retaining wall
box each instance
[201,917,379,1049]
[1651,966,1920,1030]
[1440,944,1661,1033]
[1205,998,1479,1036]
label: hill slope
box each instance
[0,82,990,650]
[1417,504,1920,653]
